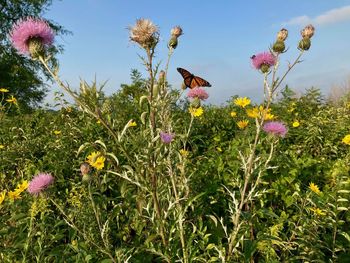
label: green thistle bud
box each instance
[260,64,270,73]
[82,174,91,183]
[168,36,178,49]
[272,40,286,53]
[101,99,113,114]
[27,37,45,58]
[298,37,311,51]
[152,84,159,97]
[191,97,201,108]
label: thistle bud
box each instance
[168,36,178,49]
[82,174,91,183]
[158,70,165,85]
[260,64,270,73]
[298,37,311,50]
[27,37,45,58]
[301,24,315,39]
[152,84,159,97]
[277,28,288,41]
[191,97,201,108]
[168,26,183,49]
[272,40,286,53]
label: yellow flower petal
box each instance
[234,97,251,108]
[292,121,300,128]
[309,182,321,195]
[237,120,249,129]
[342,134,350,145]
[0,88,9,93]
[189,107,203,117]
[230,111,237,118]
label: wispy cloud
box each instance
[283,5,350,26]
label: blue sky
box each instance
[43,0,350,105]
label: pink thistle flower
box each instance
[160,131,175,144]
[187,87,209,101]
[251,52,276,72]
[10,17,54,55]
[263,121,287,137]
[27,173,54,195]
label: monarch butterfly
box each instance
[177,67,211,89]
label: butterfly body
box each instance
[177,67,211,89]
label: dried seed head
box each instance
[171,26,183,38]
[301,24,315,39]
[129,18,159,49]
[277,28,288,41]
[80,162,91,176]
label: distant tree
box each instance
[0,0,69,111]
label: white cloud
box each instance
[283,5,350,26]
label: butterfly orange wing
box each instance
[177,67,211,89]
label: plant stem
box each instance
[50,198,116,263]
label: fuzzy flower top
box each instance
[160,131,175,144]
[251,52,276,70]
[263,121,287,137]
[27,173,54,195]
[10,17,54,54]
[187,87,209,100]
[129,18,159,47]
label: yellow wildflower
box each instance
[0,88,9,93]
[237,120,249,129]
[16,181,29,193]
[309,182,321,195]
[6,95,17,105]
[0,191,6,205]
[189,107,204,117]
[91,156,106,170]
[259,106,274,120]
[246,107,259,118]
[53,130,61,135]
[342,134,350,145]
[230,111,237,118]
[86,151,101,165]
[128,121,137,127]
[8,190,21,201]
[0,145,5,150]
[216,147,222,152]
[180,149,189,157]
[96,120,101,124]
[310,207,326,216]
[234,97,251,108]
[292,121,300,128]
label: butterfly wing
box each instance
[177,68,194,88]
[191,76,211,88]
[177,67,211,89]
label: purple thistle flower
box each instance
[187,87,209,101]
[263,121,288,137]
[27,173,54,195]
[160,131,175,144]
[251,52,276,72]
[10,17,54,55]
